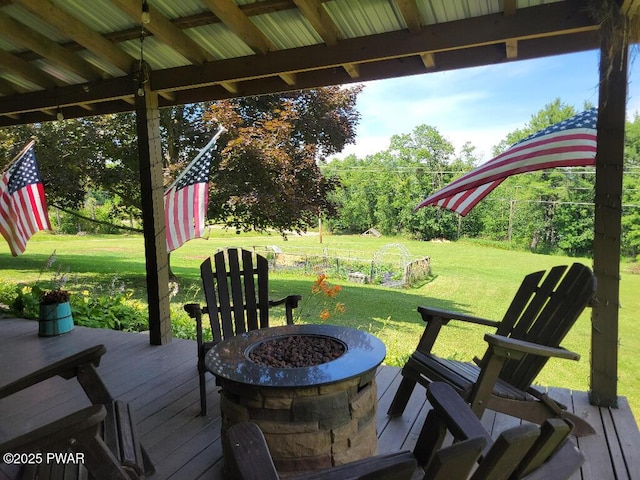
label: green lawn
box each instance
[1,229,638,421]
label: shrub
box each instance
[71,287,148,332]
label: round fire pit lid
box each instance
[204,324,386,388]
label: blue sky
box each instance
[333,49,640,162]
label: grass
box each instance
[1,228,639,422]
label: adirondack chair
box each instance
[0,344,154,480]
[416,382,584,480]
[184,247,301,416]
[225,382,584,480]
[387,263,597,436]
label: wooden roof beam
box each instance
[0,77,19,96]
[201,0,299,86]
[342,63,360,78]
[0,11,101,82]
[506,39,518,59]
[396,0,423,33]
[504,0,517,58]
[621,0,640,17]
[150,2,597,93]
[503,0,517,16]
[420,52,436,68]
[280,72,297,85]
[110,0,213,65]
[159,90,175,101]
[201,0,274,54]
[0,50,59,89]
[219,81,240,93]
[14,0,136,75]
[0,29,601,125]
[293,0,341,46]
[292,0,361,78]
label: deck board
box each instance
[1,317,639,479]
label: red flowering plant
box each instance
[297,273,346,322]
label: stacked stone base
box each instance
[220,368,378,475]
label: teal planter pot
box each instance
[39,302,74,336]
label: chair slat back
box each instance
[200,257,222,344]
[242,249,259,331]
[201,248,271,342]
[215,251,234,338]
[512,418,573,478]
[497,263,595,389]
[470,424,540,479]
[226,248,247,335]
[255,252,270,329]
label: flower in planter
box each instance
[39,288,71,305]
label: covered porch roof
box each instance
[0,0,638,408]
[0,0,608,125]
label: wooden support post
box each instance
[590,7,628,406]
[135,75,172,346]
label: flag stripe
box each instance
[164,129,222,252]
[437,180,505,215]
[0,143,50,256]
[415,108,598,215]
[424,135,597,203]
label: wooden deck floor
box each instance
[1,317,639,479]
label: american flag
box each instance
[415,108,598,215]
[165,127,224,252]
[0,141,51,256]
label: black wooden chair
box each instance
[225,382,584,480]
[0,345,154,480]
[184,247,301,415]
[388,263,597,436]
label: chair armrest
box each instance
[184,303,211,349]
[269,294,302,309]
[484,334,580,361]
[414,307,499,355]
[418,306,501,328]
[0,404,106,453]
[468,335,579,417]
[183,303,202,318]
[0,344,107,400]
[427,382,492,443]
[415,382,491,468]
[270,295,302,325]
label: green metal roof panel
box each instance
[120,37,191,70]
[50,0,136,34]
[34,58,86,84]
[186,24,255,60]
[325,0,405,38]
[2,3,68,42]
[252,9,322,49]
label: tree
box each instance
[1,86,362,236]
[487,99,597,254]
[324,124,470,240]
[622,113,640,257]
[202,86,361,233]
[322,154,379,233]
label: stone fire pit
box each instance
[205,324,386,475]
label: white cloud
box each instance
[333,50,640,163]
